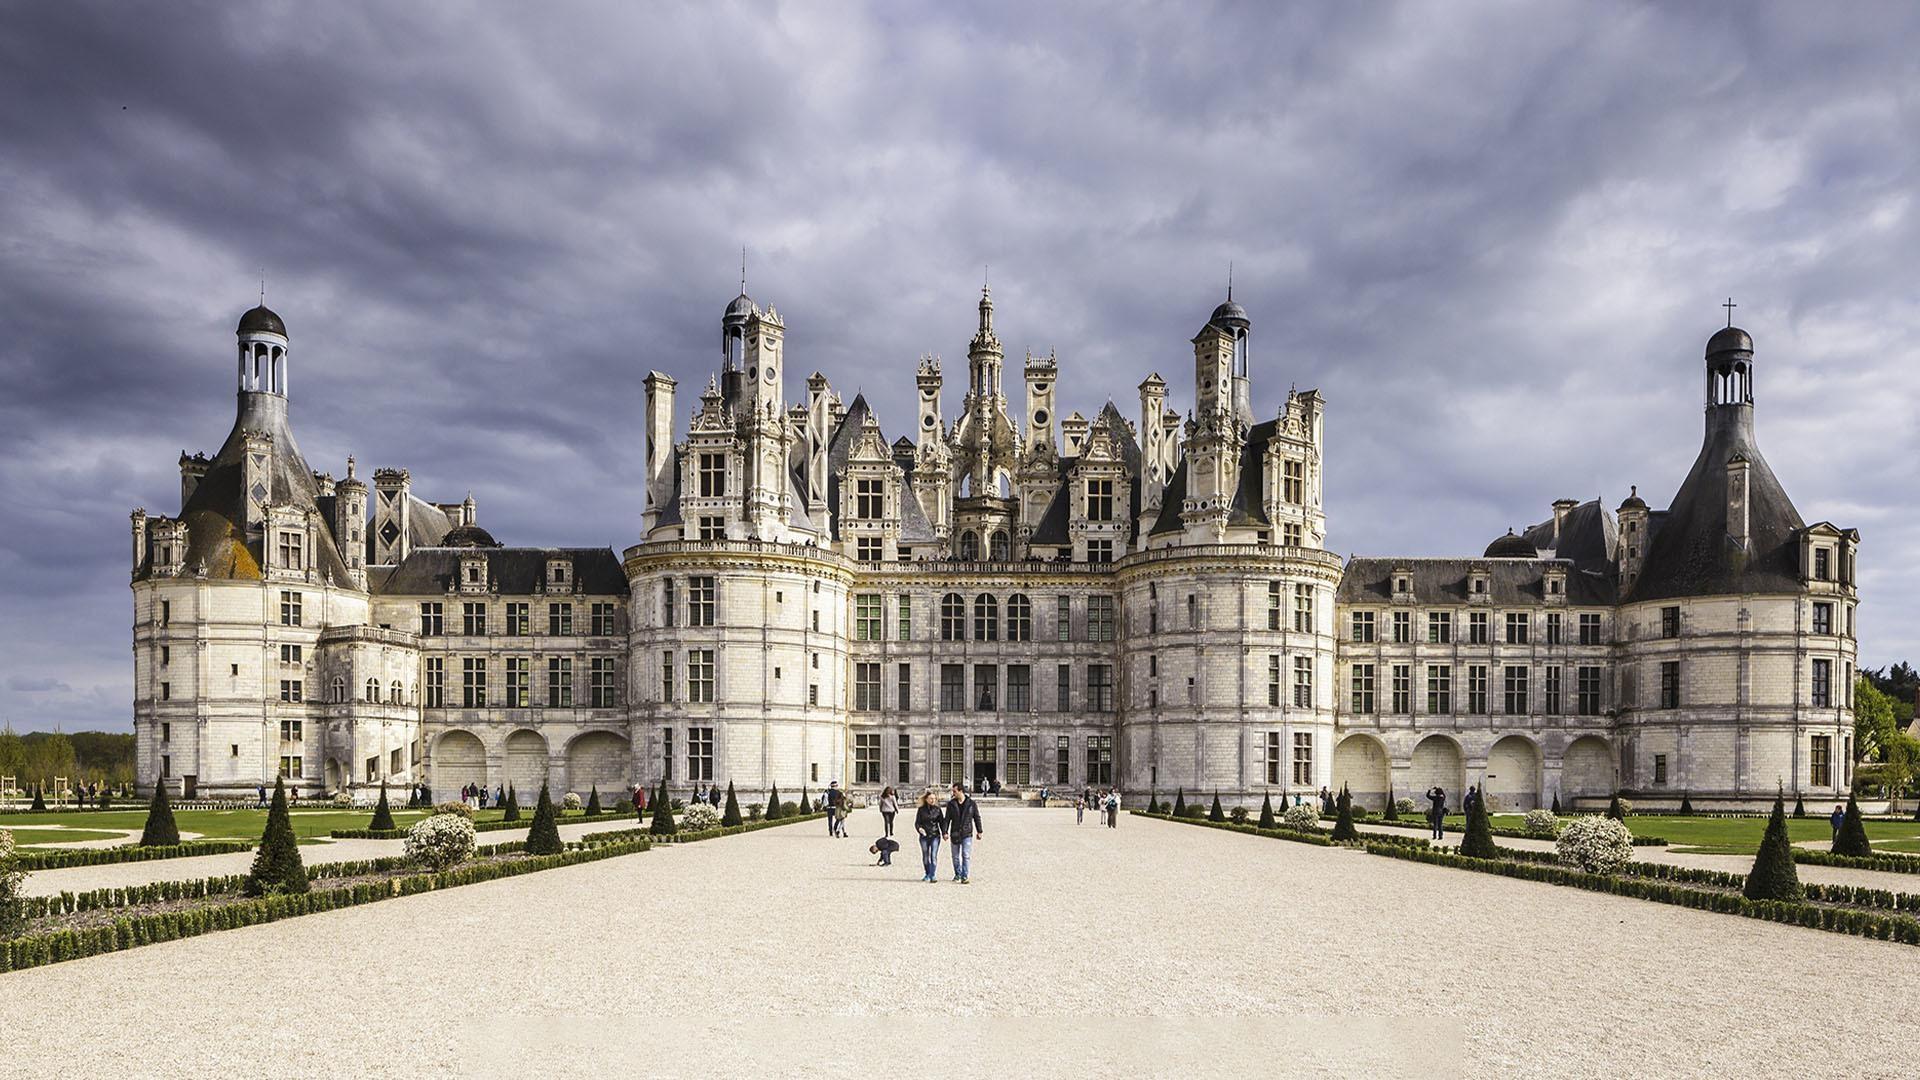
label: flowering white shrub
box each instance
[562,792,583,811]
[0,830,26,937]
[1615,799,1634,816]
[1394,798,1416,815]
[1523,809,1561,837]
[405,812,477,870]
[681,802,722,831]
[331,790,355,808]
[431,800,474,820]
[1556,815,1635,875]
[1279,803,1321,831]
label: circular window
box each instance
[922,415,935,428]
[764,365,777,382]
[1033,410,1048,425]
[1034,382,1048,394]
[747,366,757,380]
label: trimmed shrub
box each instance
[502,785,521,824]
[97,791,110,812]
[1208,792,1226,823]
[1550,794,1561,815]
[1833,794,1873,857]
[682,802,722,831]
[1258,792,1276,830]
[1172,790,1188,818]
[1395,797,1416,816]
[0,830,25,938]
[1280,803,1320,831]
[721,781,743,827]
[797,789,813,815]
[1228,806,1248,825]
[1745,796,1804,902]
[747,803,763,822]
[526,784,564,856]
[1460,787,1499,859]
[1384,787,1398,821]
[1555,816,1633,874]
[1792,796,1806,819]
[1605,794,1625,821]
[405,812,477,869]
[562,792,583,812]
[649,780,677,836]
[1523,808,1560,838]
[765,785,783,821]
[1147,791,1161,815]
[139,781,180,847]
[369,785,396,832]
[245,777,308,897]
[432,800,474,819]
[1678,793,1695,816]
[331,790,354,808]
[781,802,798,815]
[30,787,46,812]
[1331,785,1359,841]
[585,786,602,816]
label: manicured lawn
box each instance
[1450,812,1920,855]
[0,806,621,845]
[5,828,128,847]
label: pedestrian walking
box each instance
[878,786,899,837]
[827,781,847,837]
[914,790,945,883]
[944,782,984,884]
[1105,789,1120,828]
[1830,803,1845,838]
[1426,786,1447,840]
[1075,796,1085,825]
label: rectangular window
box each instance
[1813,548,1831,581]
[899,733,912,783]
[1544,612,1561,646]
[505,602,530,636]
[1268,654,1281,707]
[1812,658,1832,708]
[1006,595,1032,641]
[855,477,884,519]
[1392,611,1412,644]
[1264,732,1283,785]
[941,664,965,712]
[688,650,715,704]
[1503,665,1528,715]
[1291,731,1313,786]
[462,657,487,707]
[1056,595,1072,641]
[698,451,726,498]
[1391,664,1411,714]
[1088,665,1113,711]
[662,579,676,627]
[277,531,303,570]
[1350,663,1376,713]
[1007,664,1031,712]
[591,602,618,636]
[942,594,966,641]
[1544,665,1562,715]
[854,732,880,784]
[1293,584,1314,633]
[1187,593,1198,629]
[856,594,882,641]
[1427,664,1452,715]
[1661,606,1680,639]
[689,726,715,782]
[1578,612,1602,645]
[279,643,301,666]
[1293,656,1313,708]
[590,657,617,707]
[505,656,529,707]
[855,537,883,562]
[548,656,574,707]
[1086,539,1114,564]
[1056,664,1071,712]
[1086,735,1114,785]
[1653,753,1668,785]
[1282,522,1302,547]
[698,516,724,541]
[1086,478,1115,522]
[425,658,444,707]
[463,602,487,636]
[939,734,966,786]
[897,596,911,641]
[161,600,171,625]
[975,664,998,711]
[662,728,673,782]
[280,590,302,627]
[1468,612,1488,645]
[855,662,881,711]
[1056,735,1071,784]
[1577,666,1602,715]
[278,755,302,779]
[1505,612,1529,645]
[1006,735,1032,786]
[659,651,673,703]
[1810,734,1832,786]
[1813,602,1833,636]
[420,602,445,636]
[278,679,301,703]
[1351,611,1375,643]
[1427,612,1452,644]
[1659,661,1681,709]
[160,645,171,666]
[688,577,716,626]
[1282,459,1304,503]
[1466,665,1488,715]
[278,719,302,742]
[1088,595,1115,642]
[1268,581,1282,630]
[897,664,911,711]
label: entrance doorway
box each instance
[182,774,198,799]
[973,734,997,792]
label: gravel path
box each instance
[3,808,1915,1077]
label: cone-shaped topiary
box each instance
[246,776,309,896]
[797,788,813,815]
[766,784,783,820]
[1208,792,1225,822]
[526,783,564,855]
[649,779,677,836]
[369,784,396,832]
[502,785,521,823]
[139,779,180,846]
[1832,793,1872,857]
[1258,792,1276,830]
[1744,795,1804,902]
[585,786,602,816]
[1331,784,1359,841]
[1605,794,1624,821]
[721,780,743,827]
[98,790,111,812]
[1384,785,1398,821]
[1172,789,1187,818]
[1459,785,1499,858]
[1550,793,1561,815]
[30,784,46,811]
[1792,796,1806,819]
[1678,792,1694,816]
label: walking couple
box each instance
[912,782,985,884]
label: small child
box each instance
[869,837,900,866]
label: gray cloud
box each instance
[3,0,1915,732]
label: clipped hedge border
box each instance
[1354,816,1668,847]
[1793,848,1920,875]
[14,840,254,873]
[1129,811,1334,847]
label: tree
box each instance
[1258,792,1276,830]
[1459,787,1498,859]
[1744,795,1804,902]
[246,776,309,896]
[369,784,396,832]
[139,779,180,846]
[526,783,564,855]
[1882,731,1920,812]
[649,779,677,836]
[1605,794,1625,821]
[721,781,743,827]
[585,786,602,816]
[502,784,521,823]
[1832,793,1872,857]
[1855,677,1898,764]
[765,784,783,821]
[1331,784,1359,842]
[1208,791,1225,823]
[1171,789,1187,818]
[1678,792,1694,816]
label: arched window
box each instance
[365,678,380,703]
[958,531,980,561]
[940,593,966,641]
[1006,594,1032,642]
[989,530,1009,561]
[390,680,404,704]
[974,594,999,641]
[330,675,346,703]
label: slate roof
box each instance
[1338,557,1617,606]
[1149,415,1280,536]
[1028,402,1142,547]
[373,546,627,596]
[1519,498,1618,573]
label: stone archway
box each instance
[1333,734,1391,811]
[503,729,549,799]
[1408,734,1465,810]
[1561,736,1615,801]
[566,731,631,797]
[434,730,487,793]
[1484,735,1541,812]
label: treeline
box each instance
[0,731,136,789]
[1856,664,1918,800]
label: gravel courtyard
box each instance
[3,807,1913,1077]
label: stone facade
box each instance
[130,293,1857,810]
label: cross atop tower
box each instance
[1723,297,1736,327]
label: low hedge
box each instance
[1353,816,1668,846]
[1130,811,1334,847]
[14,840,253,872]
[327,828,410,840]
[1794,849,1920,875]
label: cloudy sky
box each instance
[2,1,1915,732]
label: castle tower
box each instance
[335,456,368,588]
[1182,296,1250,540]
[373,468,413,564]
[1137,372,1169,545]
[740,305,791,539]
[643,370,677,534]
[1024,349,1057,455]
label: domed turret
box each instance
[1706,325,1753,358]
[237,304,286,337]
[1208,298,1249,330]
[236,303,289,397]
[1484,529,1536,558]
[441,523,500,548]
[1618,485,1647,512]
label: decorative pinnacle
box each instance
[1723,297,1736,327]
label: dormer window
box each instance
[466,566,481,584]
[1393,576,1411,596]
[1813,548,1831,581]
[547,559,573,590]
[855,478,884,519]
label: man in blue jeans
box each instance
[944,782,984,884]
